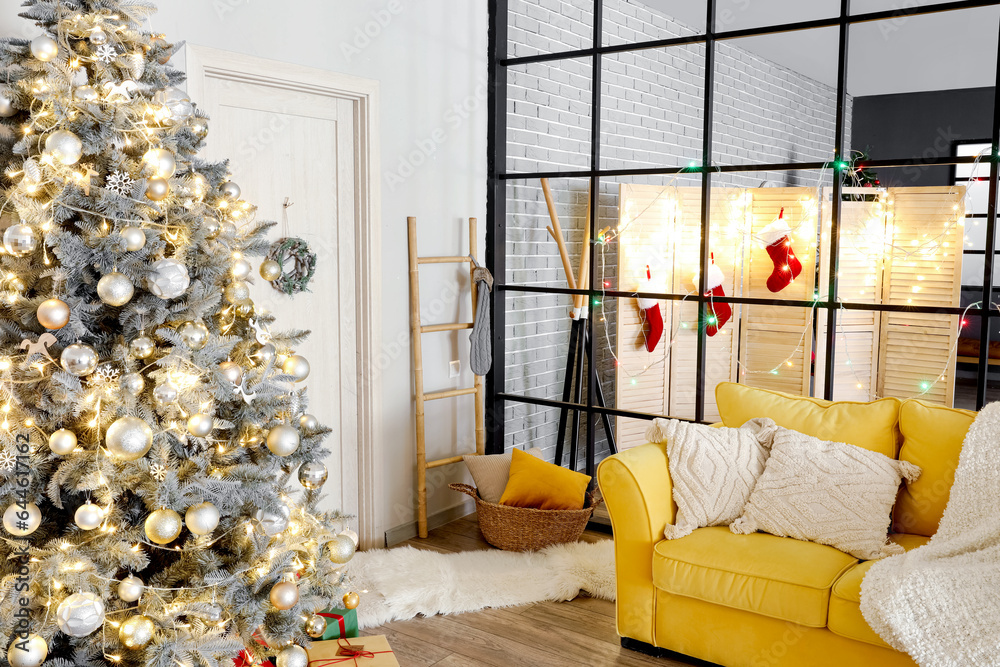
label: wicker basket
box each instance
[449,483,602,552]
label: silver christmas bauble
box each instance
[305,613,327,638]
[327,534,357,565]
[117,575,144,602]
[56,592,105,637]
[178,321,209,350]
[297,462,328,490]
[276,645,308,667]
[4,223,37,256]
[0,93,15,117]
[153,381,178,406]
[146,258,190,299]
[119,614,155,649]
[129,336,155,359]
[224,280,250,305]
[269,580,299,610]
[49,428,77,455]
[74,502,104,530]
[252,342,276,367]
[142,148,176,179]
[30,34,58,62]
[105,415,153,461]
[120,372,145,396]
[184,501,219,535]
[220,222,237,237]
[281,355,310,382]
[231,258,251,279]
[191,602,222,622]
[73,85,99,102]
[45,129,83,165]
[7,634,46,667]
[153,87,193,123]
[89,27,108,45]
[266,424,299,457]
[97,271,134,307]
[299,414,318,431]
[219,360,243,385]
[189,118,209,139]
[145,177,170,201]
[145,508,182,544]
[187,413,213,437]
[203,216,220,239]
[121,226,146,251]
[259,259,281,281]
[61,343,98,376]
[3,502,41,537]
[219,181,241,200]
[256,502,290,536]
[37,298,70,329]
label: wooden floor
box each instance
[366,514,694,667]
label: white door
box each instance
[185,46,383,547]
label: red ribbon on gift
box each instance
[317,611,346,638]
[308,638,394,666]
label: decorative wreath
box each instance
[265,236,317,296]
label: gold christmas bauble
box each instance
[259,259,281,281]
[342,592,360,610]
[3,502,41,537]
[145,508,182,544]
[281,355,310,382]
[266,424,300,457]
[276,645,308,667]
[299,414,318,431]
[118,574,144,602]
[145,177,170,201]
[60,343,99,376]
[252,342,276,367]
[120,226,146,251]
[119,614,155,649]
[120,372,145,396]
[30,34,58,62]
[177,320,210,350]
[297,462,328,490]
[187,412,213,437]
[327,534,357,565]
[142,148,176,179]
[235,302,255,318]
[129,335,155,359]
[97,271,134,307]
[219,360,243,385]
[0,93,14,117]
[7,634,46,667]
[189,118,209,140]
[74,502,104,530]
[224,280,250,305]
[232,258,252,279]
[269,580,299,610]
[184,501,220,535]
[305,614,327,638]
[49,428,77,455]
[36,298,70,329]
[105,416,153,461]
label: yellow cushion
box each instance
[652,526,858,627]
[893,399,975,536]
[499,448,591,510]
[828,534,930,648]
[715,382,902,457]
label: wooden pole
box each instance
[573,190,592,313]
[470,217,486,456]
[541,178,577,291]
[407,217,429,539]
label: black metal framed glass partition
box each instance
[486,0,1000,469]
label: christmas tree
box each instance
[0,2,356,666]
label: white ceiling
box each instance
[634,0,999,96]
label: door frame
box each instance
[184,45,384,549]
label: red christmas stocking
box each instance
[758,208,802,293]
[704,260,731,337]
[637,265,663,352]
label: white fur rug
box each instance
[347,539,615,628]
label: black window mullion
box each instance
[977,15,1000,408]
[584,0,603,476]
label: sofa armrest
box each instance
[596,442,674,643]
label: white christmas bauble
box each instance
[56,592,105,637]
[232,258,252,279]
[297,462,328,490]
[219,360,243,385]
[89,27,108,45]
[146,258,190,299]
[153,87,193,123]
[178,321,210,350]
[299,414,318,431]
[276,645,308,667]
[145,177,170,201]
[269,581,299,610]
[49,429,77,455]
[281,355,310,382]
[339,528,360,547]
[256,502,290,536]
[120,372,145,396]
[118,575,144,602]
[129,336,155,360]
[266,424,299,457]
[60,343,98,376]
[142,148,176,179]
[120,226,146,251]
[3,224,37,256]
[327,534,357,564]
[3,502,41,537]
[203,216,220,239]
[220,181,241,200]
[97,271,134,307]
[187,413,213,437]
[153,381,178,406]
[0,93,15,117]
[44,129,83,165]
[185,501,220,535]
[73,85,99,102]
[30,34,58,62]
[74,502,104,530]
[145,508,183,544]
[36,298,70,329]
[105,415,153,461]
[6,634,46,667]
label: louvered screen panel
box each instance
[878,186,965,406]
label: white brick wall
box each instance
[503,0,852,468]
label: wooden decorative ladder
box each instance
[407,216,486,538]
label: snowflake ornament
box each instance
[0,449,14,471]
[105,170,135,197]
[149,464,166,481]
[88,364,121,388]
[95,44,118,64]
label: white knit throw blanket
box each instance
[860,402,1000,666]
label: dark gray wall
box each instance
[851,87,994,187]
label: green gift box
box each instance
[317,607,359,640]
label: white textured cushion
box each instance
[463,448,544,504]
[646,417,777,540]
[731,427,922,560]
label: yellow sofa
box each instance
[596,383,975,667]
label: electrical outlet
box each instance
[449,360,461,378]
